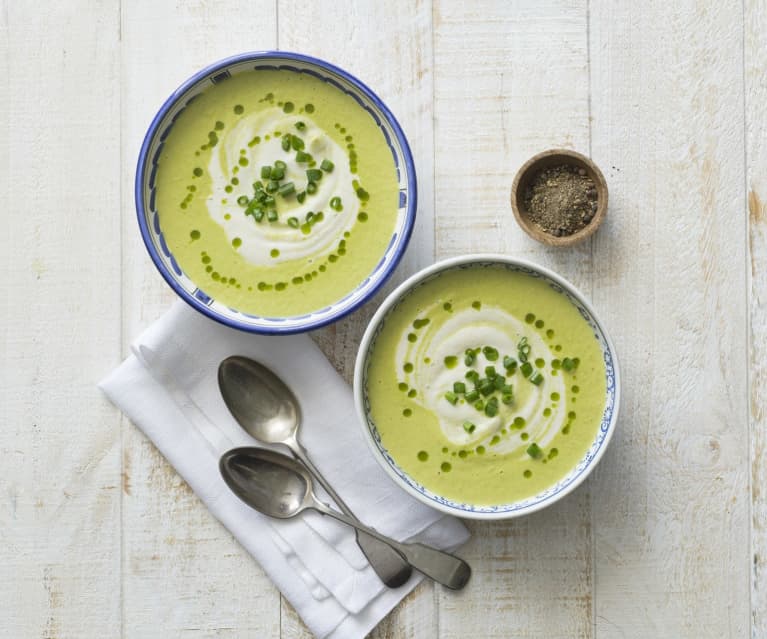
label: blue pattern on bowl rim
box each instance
[358,258,620,518]
[136,51,417,334]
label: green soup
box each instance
[155,69,399,316]
[365,265,607,506]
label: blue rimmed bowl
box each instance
[136,51,416,334]
[353,254,620,520]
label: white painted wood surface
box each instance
[0,1,763,636]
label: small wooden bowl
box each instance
[510,149,608,247]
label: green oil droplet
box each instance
[551,392,560,401]
[305,103,315,113]
[444,355,458,369]
[443,302,453,312]
[234,104,244,114]
[403,408,412,417]
[568,411,576,419]
[523,469,532,478]
[520,432,529,441]
[535,319,544,329]
[407,389,417,398]
[525,313,535,324]
[458,450,468,459]
[417,451,428,462]
[190,230,201,240]
[404,363,414,373]
[535,358,545,368]
[398,382,408,392]
[232,237,242,248]
[441,462,452,473]
[513,416,526,429]
[270,249,280,258]
[193,167,203,177]
[543,408,552,417]
[471,300,481,310]
[546,329,555,338]
[476,446,486,455]
[407,333,417,343]
[572,385,580,393]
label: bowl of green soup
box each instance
[136,52,416,333]
[354,255,620,519]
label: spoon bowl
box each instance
[221,447,312,518]
[219,356,300,444]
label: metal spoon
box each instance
[218,355,413,588]
[220,447,472,590]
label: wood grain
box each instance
[0,1,122,637]
[589,0,749,635]
[747,0,767,636]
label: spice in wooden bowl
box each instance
[510,149,608,247]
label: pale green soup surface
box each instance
[366,265,607,506]
[155,69,399,317]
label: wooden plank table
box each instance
[1,1,764,636]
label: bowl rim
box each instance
[353,253,621,520]
[135,50,417,334]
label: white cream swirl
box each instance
[206,108,358,265]
[397,306,567,456]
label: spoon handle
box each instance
[313,501,471,590]
[290,439,413,588]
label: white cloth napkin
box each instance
[99,301,469,639]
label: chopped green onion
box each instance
[296,191,306,203]
[562,358,574,372]
[252,209,264,222]
[501,384,513,394]
[529,372,544,386]
[526,443,543,459]
[306,181,318,194]
[260,166,272,179]
[485,366,497,379]
[295,151,311,163]
[465,389,479,402]
[270,167,285,180]
[502,393,514,405]
[266,180,279,193]
[464,349,476,366]
[479,380,494,397]
[252,180,263,191]
[482,346,499,361]
[503,356,516,370]
[305,211,315,223]
[295,121,306,131]
[473,399,484,411]
[237,195,249,206]
[445,391,458,405]
[329,196,343,211]
[453,382,466,394]
[279,182,295,197]
[267,209,278,222]
[281,136,291,151]
[465,370,480,384]
[484,401,498,417]
[287,217,300,228]
[463,421,476,434]
[291,135,305,151]
[320,159,334,172]
[274,160,287,170]
[493,375,506,390]
[521,362,534,378]
[306,168,323,182]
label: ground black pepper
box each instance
[523,164,598,236]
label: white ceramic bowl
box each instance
[136,51,417,334]
[354,254,620,520]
